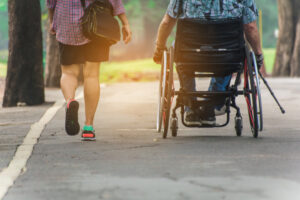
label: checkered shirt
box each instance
[167,0,258,24]
[47,0,125,45]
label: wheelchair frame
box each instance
[157,45,263,139]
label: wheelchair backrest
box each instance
[174,18,245,76]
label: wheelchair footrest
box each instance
[175,91,233,97]
[182,123,225,128]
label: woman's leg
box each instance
[83,62,100,126]
[61,64,81,136]
[60,64,81,101]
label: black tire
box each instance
[156,53,165,133]
[244,51,259,138]
[162,47,174,139]
[171,117,178,137]
[250,52,263,132]
[235,116,243,137]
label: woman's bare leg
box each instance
[60,64,80,101]
[83,62,100,126]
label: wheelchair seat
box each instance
[174,18,245,77]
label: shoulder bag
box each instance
[80,0,121,45]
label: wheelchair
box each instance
[156,18,263,139]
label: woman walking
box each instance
[47,0,131,141]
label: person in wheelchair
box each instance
[153,0,266,126]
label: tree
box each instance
[140,0,168,57]
[0,0,9,50]
[3,0,44,107]
[45,19,61,87]
[256,0,278,48]
[273,0,300,76]
[119,0,169,59]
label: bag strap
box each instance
[80,0,85,9]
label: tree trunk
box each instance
[143,17,159,57]
[273,0,300,77]
[290,17,300,76]
[3,0,44,107]
[140,0,169,58]
[45,19,61,87]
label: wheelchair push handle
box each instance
[258,71,286,114]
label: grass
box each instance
[0,50,8,64]
[0,48,277,82]
[100,59,160,82]
[0,63,6,77]
[263,48,276,74]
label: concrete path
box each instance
[1,78,300,200]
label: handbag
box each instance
[80,0,121,45]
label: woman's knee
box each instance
[61,65,80,77]
[83,62,100,79]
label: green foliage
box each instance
[0,0,7,12]
[123,0,141,18]
[0,0,8,49]
[263,48,276,74]
[147,0,155,9]
[256,0,278,48]
[0,0,278,54]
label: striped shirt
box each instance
[47,0,125,45]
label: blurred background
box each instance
[0,0,283,106]
[0,0,278,73]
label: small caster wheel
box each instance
[235,116,243,137]
[171,118,178,137]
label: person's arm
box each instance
[244,21,267,76]
[48,8,56,35]
[153,14,177,64]
[117,13,132,44]
[47,0,56,35]
[244,21,262,55]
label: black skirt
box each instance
[59,38,110,65]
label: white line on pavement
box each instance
[0,92,83,199]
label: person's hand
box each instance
[122,24,132,44]
[259,63,268,77]
[153,45,167,64]
[49,22,56,35]
[255,54,268,77]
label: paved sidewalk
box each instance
[1,79,300,200]
[0,88,66,170]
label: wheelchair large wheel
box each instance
[250,52,263,132]
[157,49,174,138]
[244,54,260,138]
[156,52,165,133]
[162,47,174,139]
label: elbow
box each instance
[244,21,258,34]
[161,14,176,27]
